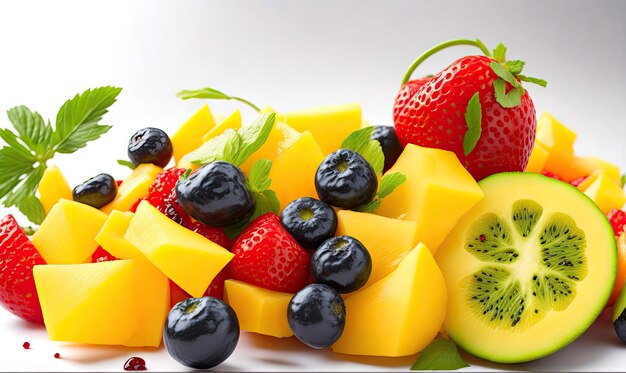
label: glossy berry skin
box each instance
[608,209,626,238]
[123,356,147,371]
[231,213,310,293]
[311,236,372,293]
[128,127,173,168]
[315,149,378,209]
[72,173,118,209]
[164,297,239,370]
[280,197,337,250]
[394,55,537,181]
[370,126,403,172]
[287,284,346,349]
[615,308,626,344]
[176,161,255,227]
[0,215,46,323]
[393,77,432,124]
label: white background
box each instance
[0,0,625,371]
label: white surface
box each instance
[0,0,625,371]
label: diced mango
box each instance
[582,172,626,213]
[124,201,233,297]
[543,151,596,182]
[33,199,108,264]
[336,210,418,287]
[280,103,361,154]
[582,157,622,185]
[331,243,447,356]
[34,260,139,345]
[202,109,242,143]
[38,165,73,215]
[224,279,293,338]
[525,142,549,173]
[95,211,141,259]
[535,112,577,154]
[171,105,216,164]
[376,144,484,254]
[240,121,301,175]
[101,164,162,214]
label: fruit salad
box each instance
[0,38,625,371]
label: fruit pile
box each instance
[0,38,624,371]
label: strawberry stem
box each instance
[401,39,492,85]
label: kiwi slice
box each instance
[436,173,616,363]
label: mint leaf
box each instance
[517,74,548,87]
[17,195,45,225]
[493,79,524,108]
[489,61,519,88]
[621,174,625,189]
[0,128,37,161]
[505,60,525,75]
[355,199,381,214]
[7,106,53,155]
[231,113,276,166]
[177,87,260,112]
[463,92,483,156]
[492,43,507,63]
[3,165,45,207]
[182,129,242,166]
[52,86,122,154]
[180,168,192,182]
[248,159,272,191]
[117,159,136,170]
[410,337,469,371]
[355,172,406,213]
[341,127,385,175]
[223,189,279,240]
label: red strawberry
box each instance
[608,209,626,238]
[144,168,192,226]
[186,220,229,249]
[91,246,117,263]
[541,170,563,181]
[569,175,589,188]
[394,39,545,181]
[168,266,231,307]
[393,77,432,117]
[230,213,310,293]
[0,215,46,323]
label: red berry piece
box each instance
[22,342,30,349]
[91,246,117,263]
[0,215,46,323]
[541,171,563,181]
[145,168,192,226]
[124,356,147,371]
[204,266,231,300]
[185,221,229,249]
[54,353,60,359]
[608,209,626,237]
[569,175,588,187]
[231,213,310,293]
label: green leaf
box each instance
[505,60,525,75]
[410,337,469,371]
[0,128,36,160]
[231,112,276,166]
[463,92,483,156]
[176,87,261,112]
[378,172,407,199]
[7,106,53,155]
[182,129,242,166]
[621,174,625,189]
[493,79,524,108]
[0,146,36,182]
[16,195,45,225]
[248,159,272,191]
[117,159,136,170]
[223,189,280,240]
[489,61,519,87]
[517,74,548,87]
[180,168,192,182]
[492,43,507,63]
[341,127,385,175]
[52,86,121,154]
[3,165,45,208]
[355,199,381,214]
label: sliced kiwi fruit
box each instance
[436,172,616,363]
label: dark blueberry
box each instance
[127,127,173,168]
[164,297,239,369]
[280,197,337,250]
[370,125,402,172]
[315,149,378,209]
[615,308,626,343]
[72,173,118,208]
[311,236,372,293]
[176,161,255,227]
[287,284,345,349]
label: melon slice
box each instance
[436,172,616,363]
[171,105,215,164]
[38,165,73,215]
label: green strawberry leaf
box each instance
[176,86,261,112]
[341,126,385,176]
[182,129,242,166]
[410,337,469,370]
[492,43,507,63]
[489,61,519,88]
[248,159,272,192]
[621,174,625,189]
[463,92,482,156]
[232,112,276,166]
[493,79,524,108]
[517,74,548,87]
[7,106,53,155]
[355,172,406,213]
[16,195,45,226]
[117,159,136,170]
[505,60,525,75]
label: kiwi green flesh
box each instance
[464,199,588,330]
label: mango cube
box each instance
[280,103,361,154]
[525,142,549,173]
[202,109,242,143]
[95,211,140,259]
[171,105,216,164]
[331,243,447,356]
[240,121,301,175]
[33,199,108,264]
[582,172,626,213]
[336,210,418,287]
[38,165,73,215]
[101,164,162,214]
[124,201,233,297]
[582,157,622,185]
[376,144,484,254]
[224,279,293,338]
[535,112,577,154]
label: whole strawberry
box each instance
[0,215,46,323]
[394,39,546,180]
[230,213,310,293]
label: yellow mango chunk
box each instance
[543,151,596,182]
[525,142,549,173]
[124,201,234,297]
[95,211,141,259]
[331,243,447,356]
[583,172,626,213]
[34,260,139,345]
[535,112,577,154]
[336,210,418,287]
[280,103,361,154]
[172,105,216,164]
[33,199,108,264]
[582,157,622,185]
[376,144,484,254]
[101,164,162,214]
[224,279,293,338]
[240,121,301,175]
[38,165,73,215]
[202,109,242,143]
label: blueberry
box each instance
[370,125,402,172]
[280,197,337,250]
[287,284,345,349]
[315,149,378,209]
[163,297,239,369]
[311,236,372,293]
[128,127,173,168]
[72,173,118,208]
[176,161,255,227]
